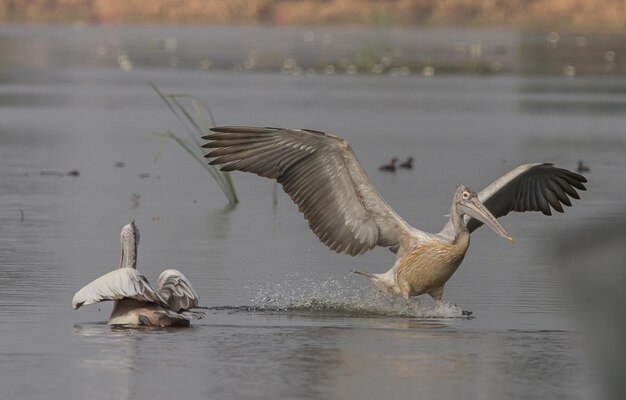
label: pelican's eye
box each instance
[462,191,471,200]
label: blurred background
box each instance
[0,0,624,29]
[0,1,624,400]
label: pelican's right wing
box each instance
[72,268,162,309]
[156,269,199,312]
[438,163,587,238]
[203,126,417,256]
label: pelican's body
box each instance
[108,299,184,326]
[396,230,469,299]
[72,221,204,327]
[203,126,587,306]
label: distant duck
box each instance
[576,160,590,173]
[399,157,414,169]
[379,158,398,172]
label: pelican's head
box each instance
[454,185,514,243]
[119,219,140,269]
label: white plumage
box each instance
[72,220,204,326]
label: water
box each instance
[1,25,624,399]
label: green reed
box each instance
[151,83,238,206]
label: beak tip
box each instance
[507,236,515,244]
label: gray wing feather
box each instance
[72,268,162,309]
[156,269,200,312]
[440,163,586,237]
[203,126,416,256]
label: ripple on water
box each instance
[242,275,470,319]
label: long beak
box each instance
[118,244,125,269]
[461,198,514,243]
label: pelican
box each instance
[72,220,204,327]
[202,126,587,306]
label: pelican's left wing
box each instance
[439,163,587,237]
[155,269,199,312]
[72,268,162,309]
[203,126,418,256]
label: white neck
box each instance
[121,238,137,269]
[449,201,468,242]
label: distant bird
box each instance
[399,157,414,169]
[576,160,590,173]
[203,126,587,308]
[72,220,204,327]
[379,158,398,172]
[39,169,80,177]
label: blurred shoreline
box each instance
[0,0,624,32]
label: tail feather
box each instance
[352,269,398,294]
[351,270,377,279]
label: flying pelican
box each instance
[202,126,587,306]
[72,220,204,327]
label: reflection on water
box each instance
[73,324,138,400]
[68,312,593,400]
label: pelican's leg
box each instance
[397,279,422,314]
[406,297,422,315]
[428,287,444,304]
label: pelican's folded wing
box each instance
[203,126,419,256]
[72,268,162,309]
[156,269,199,312]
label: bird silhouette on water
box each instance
[399,157,414,169]
[576,160,590,173]
[379,158,398,172]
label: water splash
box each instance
[248,274,469,319]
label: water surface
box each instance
[0,25,623,399]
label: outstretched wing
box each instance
[72,268,162,309]
[439,163,587,237]
[203,126,418,256]
[156,269,199,312]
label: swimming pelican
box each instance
[72,220,204,326]
[202,126,587,306]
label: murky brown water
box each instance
[1,25,624,399]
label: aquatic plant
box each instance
[151,83,238,206]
